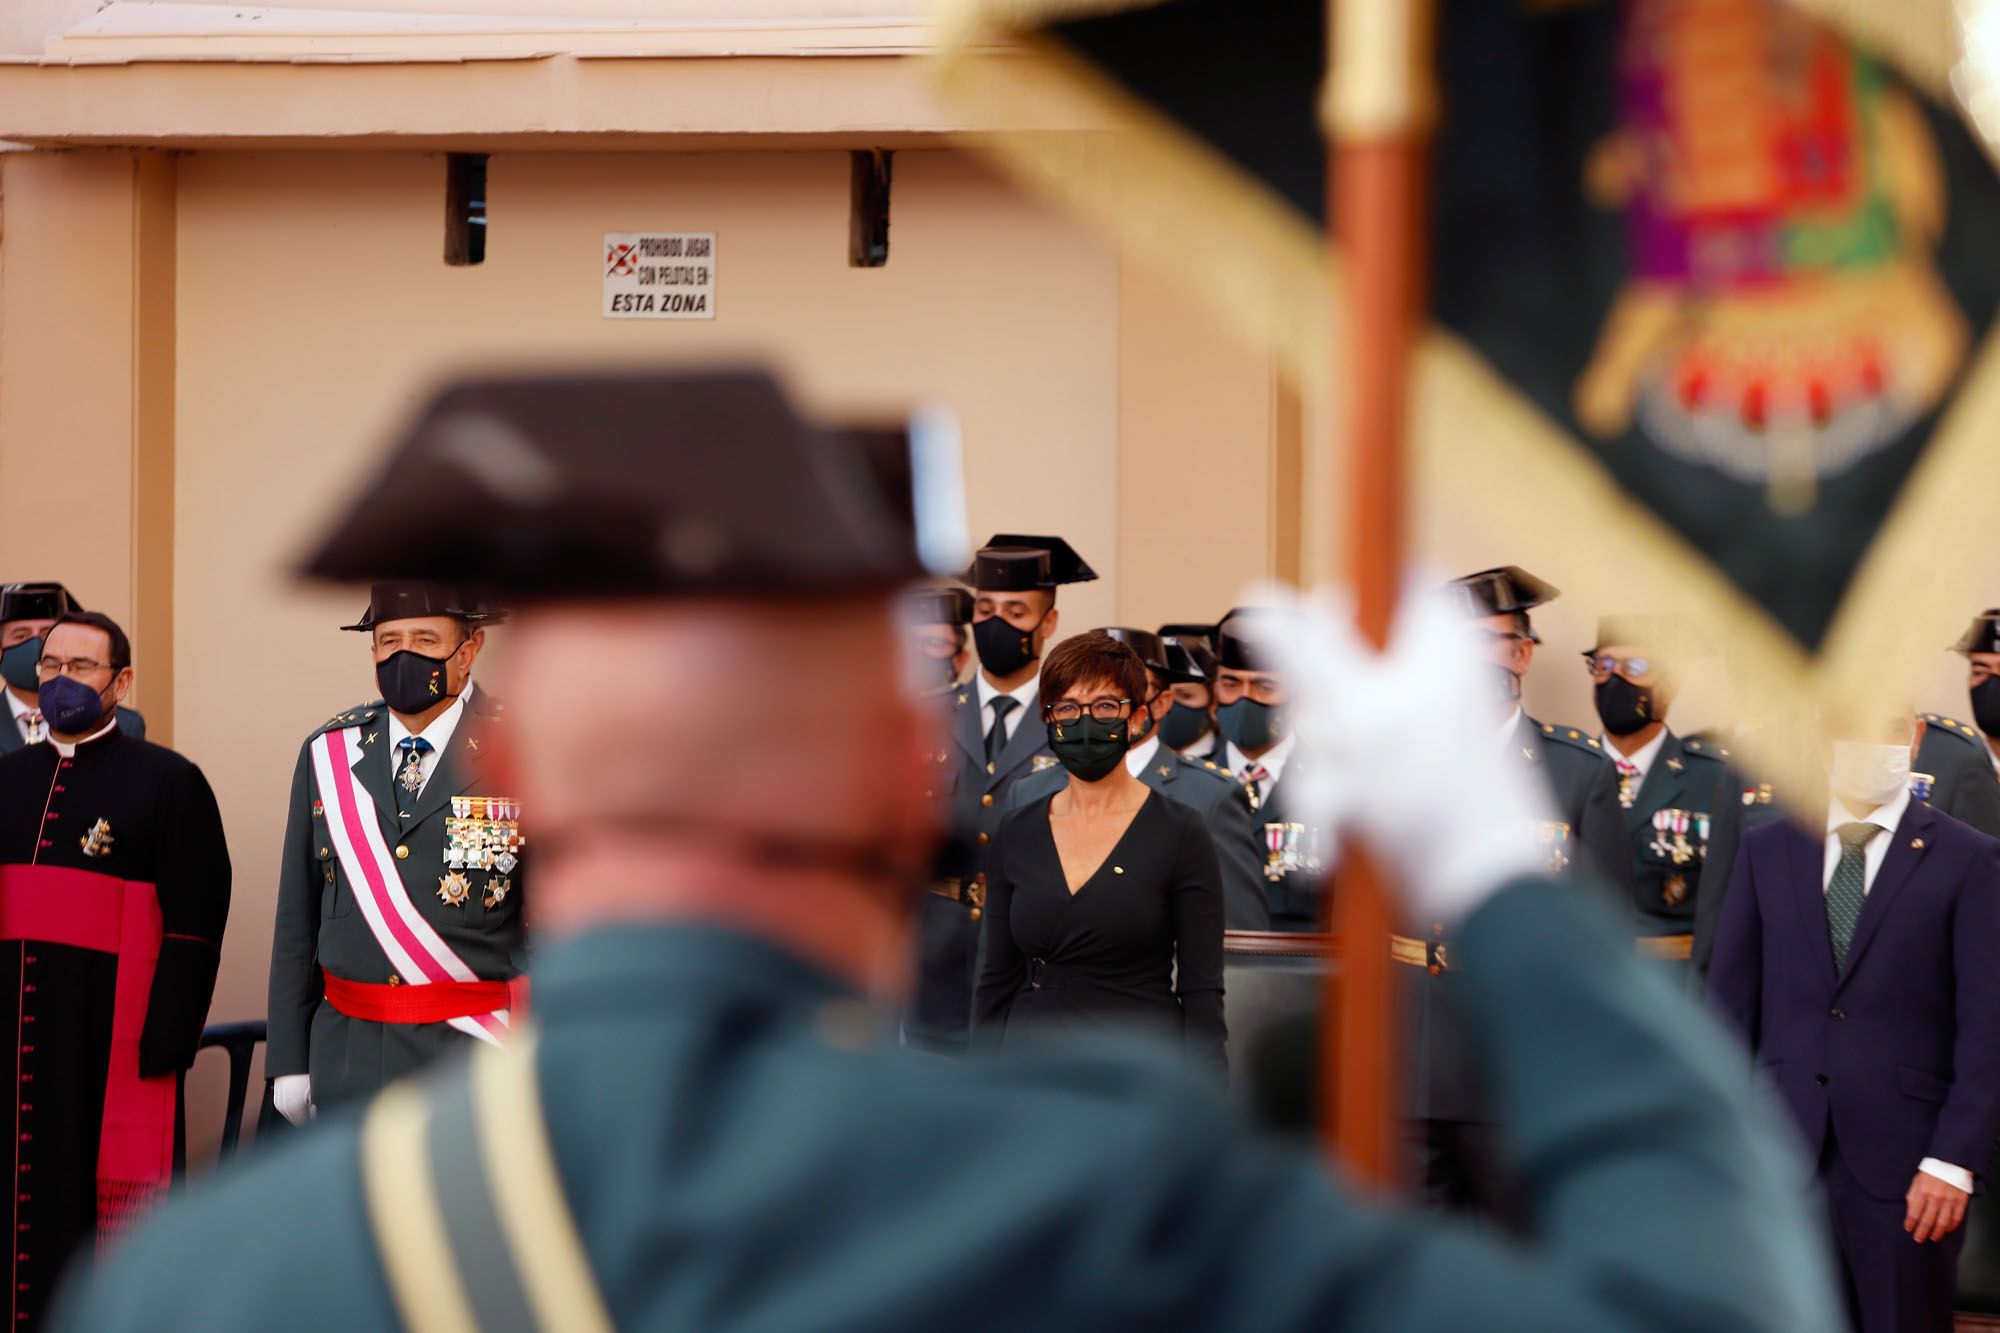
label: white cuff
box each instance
[1919,1158,1975,1193]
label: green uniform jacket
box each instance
[1916,713,2000,839]
[57,879,1839,1333]
[1619,730,1734,944]
[265,688,525,1106]
[1006,742,1269,930]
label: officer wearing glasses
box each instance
[1587,616,1733,968]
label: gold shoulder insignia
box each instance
[1566,729,1581,739]
[1542,723,1555,734]
[1686,739,1703,752]
[1203,760,1218,770]
[1587,739,1601,749]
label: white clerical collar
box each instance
[1827,785,1914,838]
[1602,726,1670,780]
[1226,731,1297,785]
[51,716,119,758]
[1126,734,1162,777]
[388,683,472,753]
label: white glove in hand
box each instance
[1256,580,1556,926]
[272,1073,315,1126]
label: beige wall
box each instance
[127,144,1268,1146]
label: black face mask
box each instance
[1490,664,1524,705]
[1048,716,1129,782]
[0,637,42,693]
[1157,701,1211,750]
[1594,675,1656,737]
[972,614,1043,678]
[377,648,459,716]
[1973,678,2000,739]
[1216,698,1286,753]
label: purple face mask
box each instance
[38,673,110,735]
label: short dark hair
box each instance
[49,611,131,670]
[1040,630,1148,713]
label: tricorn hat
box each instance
[0,583,84,626]
[1161,632,1217,681]
[902,584,973,628]
[300,369,923,599]
[1448,567,1558,633]
[1953,610,2000,656]
[1105,626,1206,683]
[341,582,505,633]
[965,534,1097,593]
[1214,606,1290,673]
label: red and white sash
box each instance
[310,728,508,1045]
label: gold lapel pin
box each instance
[1912,838,1926,850]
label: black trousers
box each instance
[1820,1128,1964,1333]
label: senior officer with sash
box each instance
[52,371,1841,1332]
[910,535,1095,1053]
[267,582,520,1124]
[0,584,145,752]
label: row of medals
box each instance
[1650,808,1710,906]
[440,795,522,911]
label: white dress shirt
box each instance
[1822,786,1971,1193]
[975,672,1040,746]
[386,684,472,796]
[1126,735,1162,778]
[1600,726,1669,780]
[6,689,42,744]
[1225,731,1297,787]
[1496,706,1524,748]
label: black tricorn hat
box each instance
[903,584,973,628]
[341,582,505,633]
[1449,566,1559,623]
[0,583,84,626]
[300,369,923,599]
[1158,622,1215,649]
[1214,606,1290,673]
[966,534,1097,592]
[1161,633,1217,681]
[1105,626,1206,683]
[1953,610,2000,655]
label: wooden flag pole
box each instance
[1323,0,1436,1183]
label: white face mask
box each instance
[1829,741,1911,811]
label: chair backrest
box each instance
[1223,931,1337,1136]
[173,1020,270,1181]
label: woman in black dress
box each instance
[974,631,1227,1068]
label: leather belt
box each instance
[926,874,988,922]
[1635,933,1694,961]
[1389,933,1453,974]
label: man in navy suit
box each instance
[1709,714,2000,1332]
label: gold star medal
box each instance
[437,869,473,907]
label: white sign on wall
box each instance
[603,232,716,320]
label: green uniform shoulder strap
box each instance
[361,1033,613,1333]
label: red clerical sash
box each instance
[0,864,173,1243]
[310,729,509,1044]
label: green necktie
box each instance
[1827,822,1880,972]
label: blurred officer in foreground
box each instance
[1588,616,1734,968]
[910,534,1095,1053]
[0,584,145,752]
[0,611,228,1328]
[55,369,1837,1333]
[1008,626,1267,929]
[266,583,519,1125]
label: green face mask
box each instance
[1046,715,1129,782]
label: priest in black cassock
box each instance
[0,611,229,1329]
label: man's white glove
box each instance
[272,1073,315,1126]
[1256,580,1556,927]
